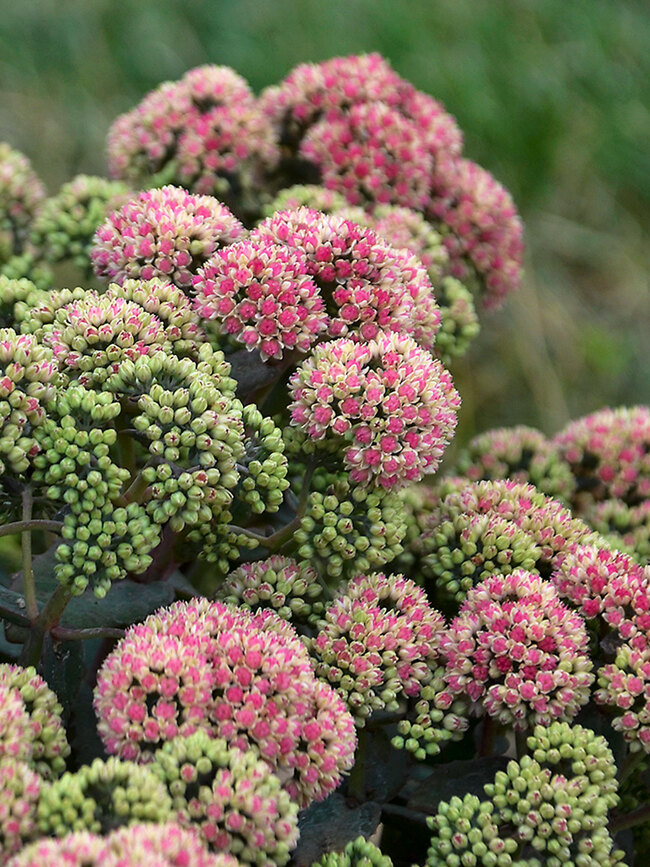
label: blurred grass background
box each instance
[0,0,648,446]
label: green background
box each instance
[1,0,648,447]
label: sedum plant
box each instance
[0,52,647,867]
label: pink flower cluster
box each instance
[551,544,650,645]
[0,684,33,763]
[300,102,432,210]
[427,157,524,309]
[94,598,356,807]
[194,238,326,361]
[310,573,446,723]
[288,332,460,489]
[260,53,461,164]
[554,405,650,508]
[1,759,41,861]
[107,64,278,202]
[6,823,238,867]
[442,570,593,729]
[91,186,246,292]
[253,208,424,343]
[596,644,650,753]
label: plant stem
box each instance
[611,803,650,834]
[18,584,73,668]
[0,519,64,538]
[619,749,645,784]
[347,726,367,803]
[20,488,39,621]
[50,625,124,642]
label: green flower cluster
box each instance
[294,472,406,581]
[235,405,289,516]
[30,175,131,274]
[310,836,393,867]
[37,757,173,836]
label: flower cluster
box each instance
[91,185,246,292]
[218,556,323,624]
[300,102,432,209]
[0,684,33,764]
[253,209,418,343]
[426,725,622,867]
[451,424,576,502]
[0,328,57,476]
[0,759,42,861]
[427,157,524,309]
[416,511,542,610]
[0,276,45,330]
[0,664,70,779]
[194,238,326,360]
[288,333,459,489]
[309,572,446,723]
[312,836,393,867]
[37,757,173,836]
[554,405,650,508]
[7,823,238,867]
[0,143,45,264]
[441,571,593,729]
[431,478,598,575]
[29,175,131,274]
[232,405,290,515]
[588,498,650,564]
[94,599,356,807]
[263,184,347,217]
[550,543,649,642]
[293,472,407,580]
[107,65,278,213]
[152,730,299,866]
[595,643,650,753]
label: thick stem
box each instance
[346,726,367,803]
[0,519,64,538]
[17,584,73,668]
[619,749,645,784]
[610,803,650,834]
[20,488,39,622]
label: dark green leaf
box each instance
[61,578,175,629]
[228,348,283,398]
[406,756,509,814]
[0,585,30,626]
[292,793,381,867]
[41,635,85,725]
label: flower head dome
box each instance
[252,209,416,342]
[91,186,246,293]
[0,664,70,778]
[0,143,46,263]
[264,184,348,217]
[6,824,237,867]
[416,511,542,610]
[372,204,449,285]
[219,555,324,624]
[427,157,524,309]
[294,472,407,580]
[37,757,174,837]
[442,570,593,729]
[300,103,432,209]
[309,572,446,723]
[436,478,598,575]
[94,630,217,761]
[0,276,46,330]
[0,328,57,476]
[551,544,649,645]
[452,425,576,503]
[152,731,299,866]
[595,643,650,753]
[554,405,650,509]
[259,54,410,150]
[29,175,131,272]
[0,759,42,862]
[107,65,278,212]
[289,333,459,489]
[587,498,650,564]
[193,239,327,361]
